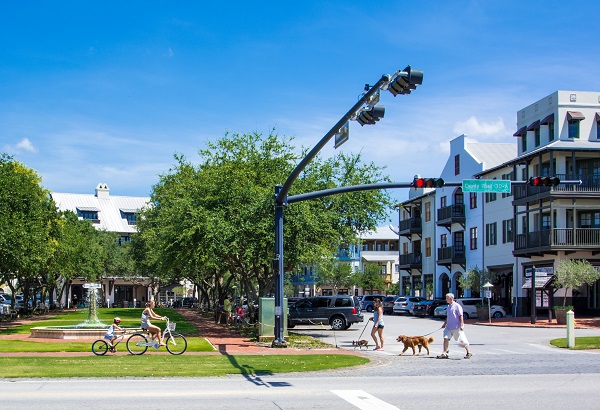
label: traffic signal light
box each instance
[528,176,560,187]
[389,66,424,96]
[356,105,385,126]
[412,177,445,188]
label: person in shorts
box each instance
[369,298,385,351]
[141,300,167,346]
[437,293,472,359]
[104,317,124,352]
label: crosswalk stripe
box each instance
[331,390,399,410]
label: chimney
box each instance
[95,183,110,199]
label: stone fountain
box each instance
[31,283,111,339]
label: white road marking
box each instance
[331,390,399,410]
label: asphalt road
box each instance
[2,313,600,409]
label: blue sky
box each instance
[2,1,600,223]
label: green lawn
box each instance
[550,336,600,349]
[0,310,370,377]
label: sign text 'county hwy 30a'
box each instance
[462,179,511,193]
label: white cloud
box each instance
[453,116,507,140]
[4,138,37,154]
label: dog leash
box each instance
[353,321,371,350]
[421,325,444,337]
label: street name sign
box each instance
[462,179,511,193]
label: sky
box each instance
[2,1,600,224]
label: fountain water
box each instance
[30,283,114,339]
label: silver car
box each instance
[392,296,426,315]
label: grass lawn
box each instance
[550,336,600,349]
[0,310,370,378]
[0,354,369,378]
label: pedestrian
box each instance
[437,293,473,359]
[369,298,385,351]
[223,295,233,325]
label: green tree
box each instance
[315,257,354,294]
[0,154,54,307]
[458,266,498,296]
[553,259,600,307]
[353,264,387,294]
[135,131,393,303]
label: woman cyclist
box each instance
[141,300,167,346]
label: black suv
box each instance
[287,296,364,330]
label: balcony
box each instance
[398,217,422,236]
[513,174,600,204]
[437,205,465,227]
[398,253,422,271]
[514,228,600,257]
[437,245,466,267]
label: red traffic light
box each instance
[528,176,560,187]
[413,178,444,188]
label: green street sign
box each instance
[462,179,511,193]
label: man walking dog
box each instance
[437,293,472,359]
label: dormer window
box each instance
[120,210,137,225]
[76,207,100,224]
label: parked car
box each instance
[413,299,447,317]
[433,298,506,319]
[392,296,426,315]
[288,295,364,330]
[0,294,12,305]
[382,296,399,314]
[360,294,385,312]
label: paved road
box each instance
[2,314,599,409]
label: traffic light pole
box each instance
[272,74,392,347]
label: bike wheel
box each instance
[127,333,149,355]
[165,333,187,355]
[92,340,109,356]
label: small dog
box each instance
[396,335,434,356]
[352,339,369,349]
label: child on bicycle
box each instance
[104,317,124,351]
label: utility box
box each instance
[258,297,288,342]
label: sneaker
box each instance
[436,353,449,359]
[464,352,473,359]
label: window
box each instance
[454,231,464,249]
[579,211,600,228]
[440,234,447,248]
[118,236,132,246]
[425,202,431,222]
[486,222,497,246]
[121,212,136,225]
[522,216,528,234]
[502,219,514,243]
[469,193,477,209]
[542,214,551,231]
[568,120,580,138]
[376,243,382,251]
[501,172,513,198]
[425,237,431,257]
[470,227,478,250]
[403,242,409,254]
[521,135,527,152]
[534,128,541,147]
[454,155,460,175]
[549,122,555,141]
[485,192,497,203]
[440,196,447,208]
[455,192,464,205]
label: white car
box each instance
[434,298,506,319]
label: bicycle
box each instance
[92,331,129,356]
[126,318,187,355]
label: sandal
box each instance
[436,353,449,359]
[464,352,473,359]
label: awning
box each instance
[513,126,527,137]
[361,254,397,262]
[540,113,554,125]
[527,120,540,131]
[522,275,553,289]
[567,111,585,121]
[76,206,100,212]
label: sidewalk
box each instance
[472,316,600,329]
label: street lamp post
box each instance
[271,68,423,347]
[483,282,493,324]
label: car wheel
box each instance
[367,306,373,313]
[344,323,352,330]
[330,316,346,330]
[463,312,470,320]
[493,311,503,318]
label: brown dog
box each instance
[352,339,369,349]
[396,335,434,356]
